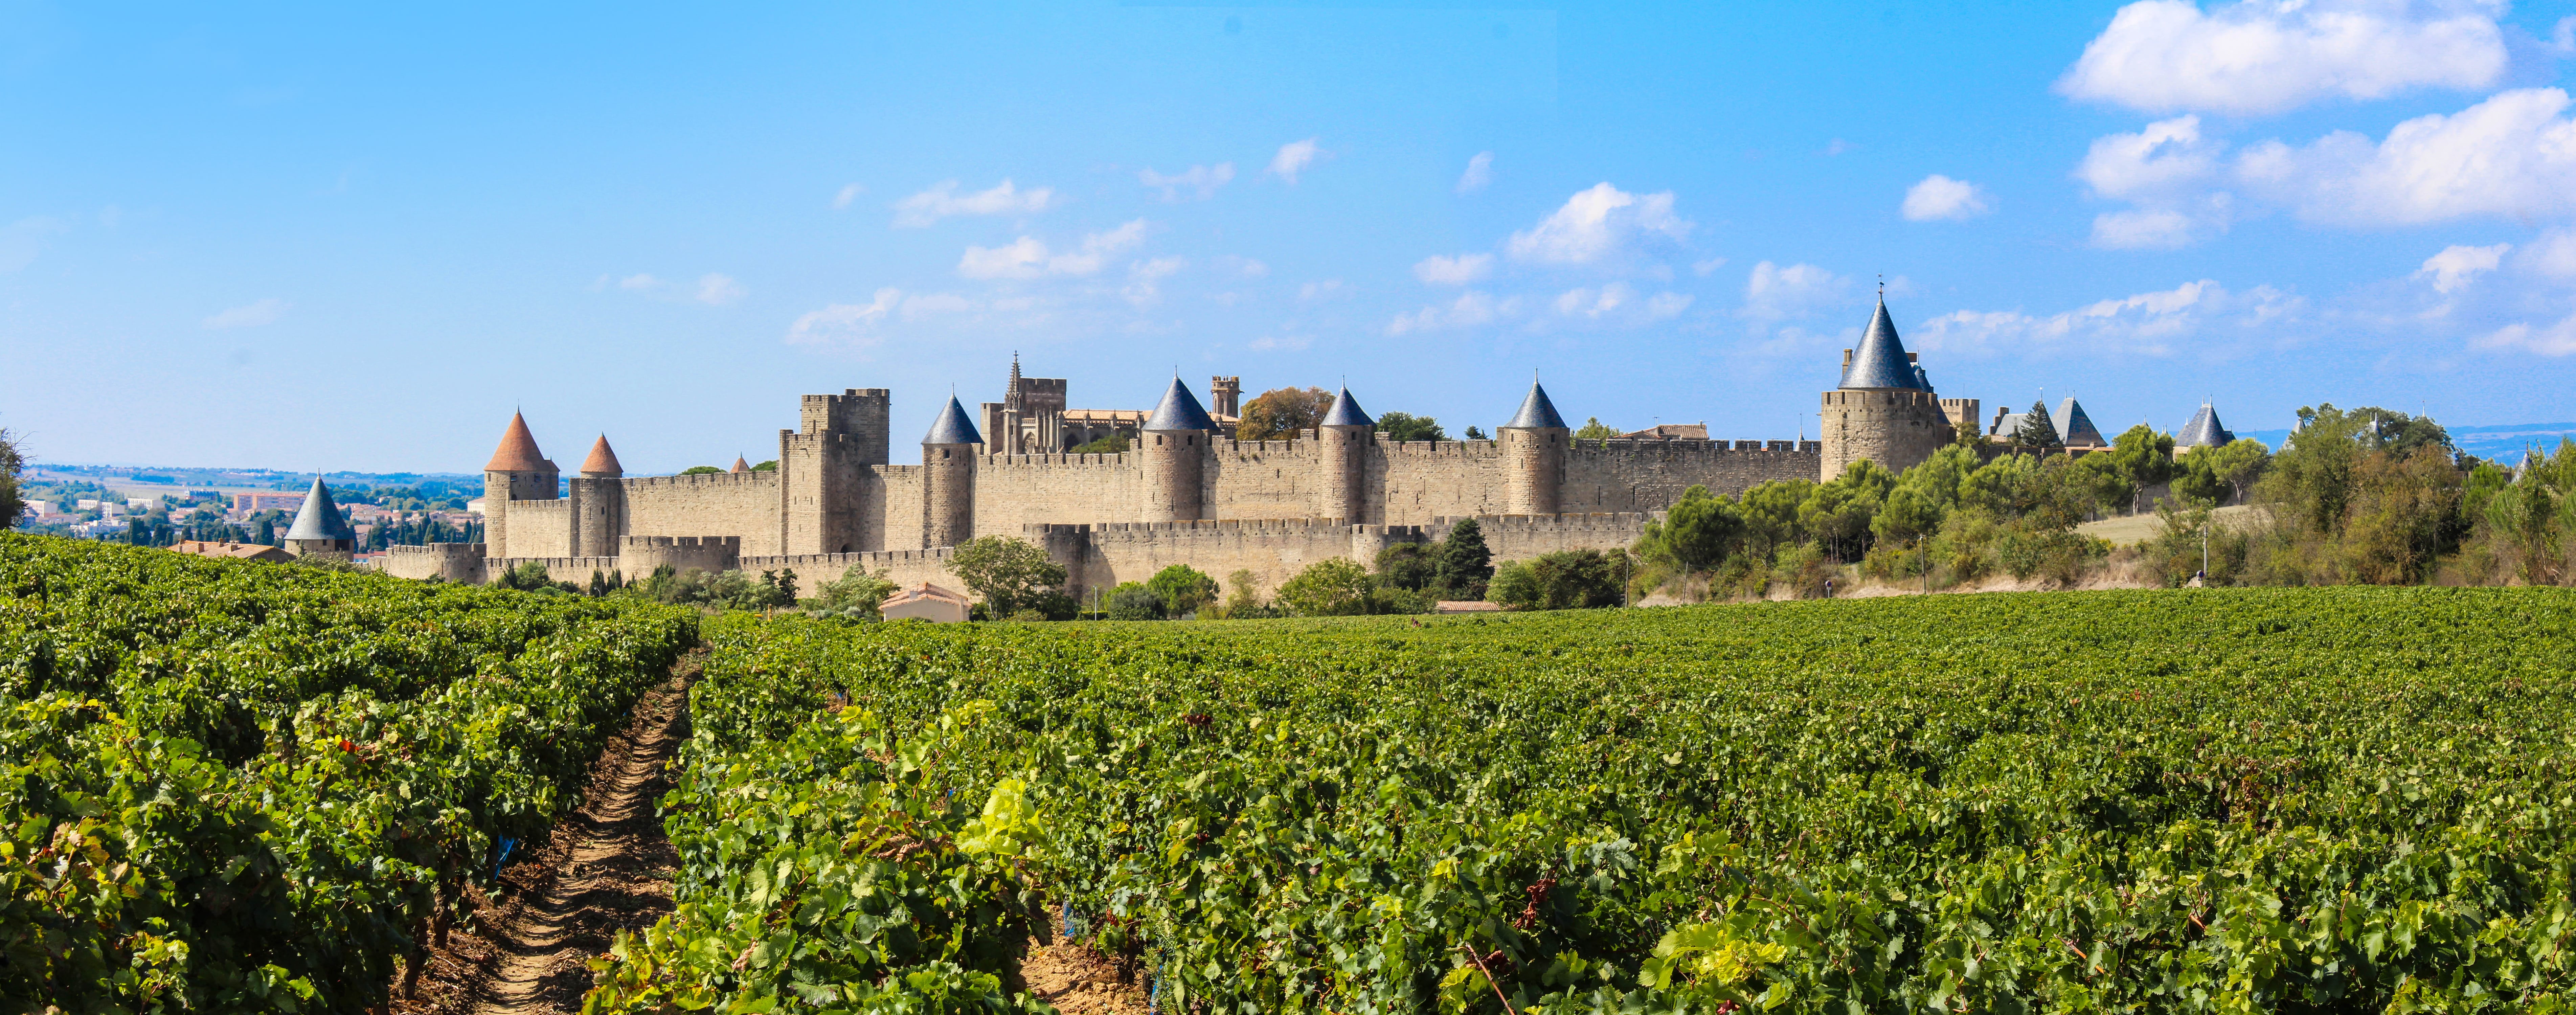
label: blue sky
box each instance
[5,0,2576,473]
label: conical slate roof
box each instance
[2055,398,2106,447]
[580,435,624,476]
[486,412,551,472]
[1320,386,1374,428]
[1503,381,1566,430]
[284,476,354,542]
[1143,377,1217,432]
[924,395,984,445]
[2176,403,2234,448]
[1840,297,1923,390]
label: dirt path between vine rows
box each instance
[392,650,700,1015]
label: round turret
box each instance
[570,434,626,557]
[1140,377,1215,522]
[1318,386,1374,524]
[482,411,560,559]
[922,395,983,548]
[1822,297,1949,479]
[1499,380,1567,516]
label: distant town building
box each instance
[233,491,307,513]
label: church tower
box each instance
[1500,380,1568,516]
[1140,377,1215,522]
[1318,386,1374,523]
[1821,295,1952,480]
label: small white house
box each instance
[881,582,972,623]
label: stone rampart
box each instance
[484,555,622,585]
[622,471,782,555]
[382,543,487,583]
[739,546,959,597]
[620,535,741,577]
[972,452,1140,535]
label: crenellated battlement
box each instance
[623,470,781,491]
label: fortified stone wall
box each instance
[872,465,926,552]
[622,472,783,555]
[1030,512,1655,603]
[1209,438,1328,520]
[1424,512,1655,560]
[1560,439,1823,510]
[1374,440,1514,522]
[972,452,1141,534]
[739,546,958,597]
[620,535,741,578]
[484,555,622,585]
[382,543,487,583]
[504,499,574,558]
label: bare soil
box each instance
[1013,924,1152,1014]
[390,651,701,1015]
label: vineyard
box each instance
[594,585,2576,1013]
[0,535,697,1012]
[11,531,2576,1013]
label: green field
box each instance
[9,534,2576,1013]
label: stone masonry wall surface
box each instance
[622,472,783,556]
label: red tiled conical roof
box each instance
[486,412,551,472]
[730,456,751,473]
[581,434,624,476]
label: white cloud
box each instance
[2476,314,2576,355]
[1692,257,1729,277]
[891,179,1058,228]
[1248,334,1313,352]
[1911,279,2302,357]
[1139,163,1235,201]
[1901,174,1994,221]
[1412,253,1494,285]
[2058,0,2509,116]
[202,298,289,329]
[1741,261,1851,321]
[1123,256,1185,307]
[2091,208,2206,249]
[2519,228,2576,280]
[1554,283,1631,318]
[1386,290,1522,335]
[695,273,746,306]
[1456,151,1494,194]
[1647,291,1695,319]
[1268,138,1322,184]
[2417,243,2510,293]
[2237,87,2576,226]
[2078,116,2225,200]
[833,183,865,210]
[786,288,901,347]
[1300,279,1346,301]
[1230,257,1269,278]
[1506,183,1693,265]
[618,273,663,293]
[957,219,1148,279]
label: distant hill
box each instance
[25,463,481,493]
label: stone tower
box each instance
[281,475,356,557]
[1140,377,1215,522]
[781,388,888,556]
[1500,380,1568,516]
[482,412,559,559]
[922,394,982,548]
[1821,296,1950,480]
[569,435,625,558]
[1210,376,1242,419]
[1318,386,1374,523]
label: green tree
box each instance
[810,568,900,618]
[1487,550,1627,610]
[1952,413,1985,448]
[1070,434,1130,454]
[752,459,779,471]
[1222,568,1269,618]
[1871,487,1942,545]
[1736,480,1813,555]
[1236,386,1333,441]
[679,465,726,476]
[0,427,23,528]
[2202,438,2272,503]
[1800,460,1896,560]
[1641,485,1742,572]
[1276,558,1375,616]
[1374,412,1447,442]
[1106,581,1162,620]
[948,536,1069,617]
[1431,518,1494,598]
[2011,401,2063,451]
[2099,424,2180,513]
[1463,425,1488,441]
[1146,564,1220,616]
[1574,417,1619,441]
[1373,543,1436,591]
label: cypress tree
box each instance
[1432,518,1495,598]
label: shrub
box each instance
[1107,582,1162,621]
[1278,558,1375,616]
[1147,564,1220,617]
